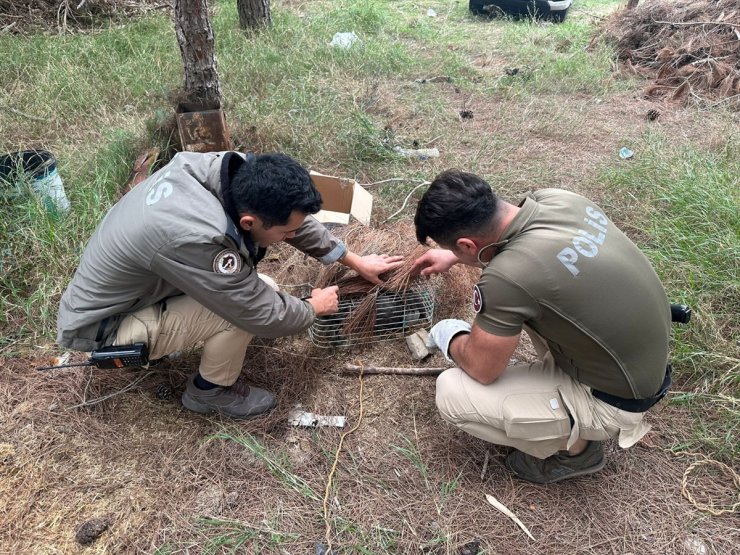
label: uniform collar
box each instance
[498,194,538,245]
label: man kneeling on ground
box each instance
[412,170,671,484]
[57,152,402,419]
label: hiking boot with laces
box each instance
[181,374,276,419]
[505,441,605,484]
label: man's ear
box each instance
[455,237,478,256]
[239,214,256,231]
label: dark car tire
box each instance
[469,0,569,23]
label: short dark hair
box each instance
[414,169,498,246]
[231,153,322,228]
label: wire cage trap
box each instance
[308,284,435,348]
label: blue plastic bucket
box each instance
[0,150,71,215]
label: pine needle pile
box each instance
[0,0,164,33]
[338,244,429,341]
[599,0,740,107]
[308,223,432,344]
[266,221,481,345]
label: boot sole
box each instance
[543,457,606,484]
[507,456,607,484]
[181,391,273,420]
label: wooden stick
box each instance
[481,449,490,481]
[1,105,47,122]
[652,19,740,29]
[343,364,447,375]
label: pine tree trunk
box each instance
[174,0,222,107]
[237,0,272,30]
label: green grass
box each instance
[599,131,740,459]
[196,517,300,554]
[209,430,319,500]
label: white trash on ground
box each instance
[394,146,440,160]
[329,32,360,49]
[288,406,346,428]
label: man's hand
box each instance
[426,319,471,361]
[307,286,339,316]
[411,248,459,277]
[341,252,404,285]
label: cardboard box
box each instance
[310,171,373,225]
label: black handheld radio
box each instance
[37,343,149,371]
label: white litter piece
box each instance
[485,493,535,541]
[393,146,440,160]
[329,32,360,50]
[50,351,71,366]
[619,146,634,160]
[427,8,437,17]
[288,407,346,428]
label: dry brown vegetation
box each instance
[599,0,740,108]
[0,0,167,33]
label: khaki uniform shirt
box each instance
[474,189,670,399]
[57,152,346,351]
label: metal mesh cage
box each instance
[308,284,435,348]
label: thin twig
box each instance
[1,106,47,122]
[67,371,155,409]
[382,181,431,223]
[652,19,740,29]
[485,494,535,541]
[481,449,490,481]
[323,363,366,553]
[361,177,410,188]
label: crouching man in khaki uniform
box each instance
[57,152,402,419]
[412,170,671,484]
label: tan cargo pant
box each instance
[113,274,278,387]
[435,328,651,459]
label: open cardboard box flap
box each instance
[310,171,372,226]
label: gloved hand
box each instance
[426,319,471,362]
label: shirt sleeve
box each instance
[149,235,315,338]
[473,269,540,337]
[285,215,347,264]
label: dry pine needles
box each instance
[599,0,740,107]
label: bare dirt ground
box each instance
[2,2,739,554]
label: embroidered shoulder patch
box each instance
[213,249,242,274]
[472,285,484,314]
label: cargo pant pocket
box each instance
[502,391,572,441]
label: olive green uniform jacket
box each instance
[474,189,670,399]
[57,152,346,352]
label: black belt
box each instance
[592,365,672,413]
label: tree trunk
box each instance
[627,0,639,8]
[174,0,222,107]
[237,0,271,30]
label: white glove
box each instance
[426,319,471,362]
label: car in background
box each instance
[469,0,573,22]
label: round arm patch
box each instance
[472,284,484,313]
[213,249,243,274]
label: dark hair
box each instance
[230,153,322,227]
[414,169,498,246]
